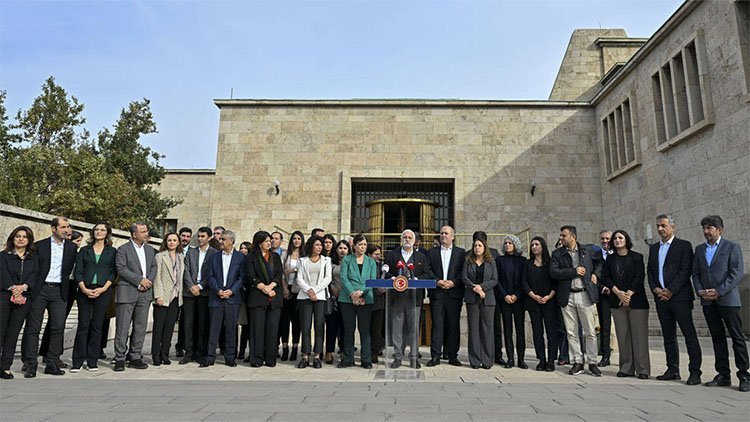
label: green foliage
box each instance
[0,77,181,232]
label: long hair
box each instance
[322,234,336,256]
[252,230,271,252]
[528,236,550,265]
[4,226,36,254]
[611,229,633,251]
[159,232,184,254]
[466,238,492,263]
[285,230,306,262]
[330,240,350,265]
[305,236,324,257]
[87,222,113,247]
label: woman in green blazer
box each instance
[338,233,377,369]
[71,223,117,371]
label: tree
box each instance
[0,77,180,232]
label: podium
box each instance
[367,277,436,379]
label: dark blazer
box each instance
[522,259,557,311]
[244,250,283,309]
[33,237,78,301]
[74,245,117,288]
[427,245,465,301]
[1,250,40,297]
[549,243,602,307]
[182,245,218,297]
[646,237,694,302]
[693,239,745,307]
[601,251,648,309]
[495,254,526,298]
[462,259,497,306]
[205,250,245,308]
[384,247,435,303]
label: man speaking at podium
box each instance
[384,229,434,369]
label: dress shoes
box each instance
[441,353,449,360]
[199,361,210,368]
[470,364,480,369]
[705,375,731,387]
[265,362,276,367]
[361,362,372,369]
[426,358,441,367]
[739,378,750,392]
[179,356,191,365]
[544,362,555,372]
[495,357,507,366]
[686,373,702,386]
[250,361,262,368]
[535,361,545,371]
[113,361,125,372]
[313,359,322,369]
[21,362,30,372]
[656,371,681,381]
[44,365,65,376]
[448,358,462,367]
[1,371,13,380]
[297,359,309,369]
[161,355,171,365]
[44,358,68,369]
[225,360,237,367]
[504,360,514,369]
[638,374,649,380]
[597,357,610,367]
[390,359,402,369]
[589,364,602,377]
[152,355,162,366]
[128,359,148,370]
[616,371,634,378]
[481,364,492,370]
[337,362,353,368]
[176,349,185,358]
[517,361,528,370]
[24,368,37,378]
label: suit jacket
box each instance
[153,251,185,307]
[339,253,377,304]
[296,256,332,301]
[115,240,157,304]
[1,250,40,298]
[206,250,244,308]
[427,245,465,301]
[646,237,694,302]
[182,245,218,297]
[384,247,434,303]
[33,237,78,301]
[74,244,117,288]
[462,259,497,306]
[549,243,602,307]
[244,250,283,309]
[693,238,745,307]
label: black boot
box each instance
[280,347,289,361]
[289,346,298,362]
[598,353,610,367]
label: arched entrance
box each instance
[366,198,437,251]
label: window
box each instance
[602,97,639,178]
[651,32,713,149]
[155,219,177,238]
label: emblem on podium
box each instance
[393,275,409,292]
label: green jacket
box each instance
[339,253,377,304]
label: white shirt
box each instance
[658,236,674,288]
[197,247,208,283]
[221,251,233,288]
[440,246,452,280]
[132,240,148,279]
[401,248,413,264]
[44,238,65,283]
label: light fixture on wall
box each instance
[274,179,280,196]
[530,180,537,196]
[644,224,653,246]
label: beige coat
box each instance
[153,251,184,307]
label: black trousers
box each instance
[596,296,612,356]
[500,300,526,362]
[38,282,76,358]
[0,292,31,371]
[152,298,180,358]
[655,299,702,375]
[24,284,66,368]
[299,299,326,355]
[250,305,281,366]
[340,302,372,365]
[72,289,112,367]
[325,309,344,354]
[175,305,185,352]
[528,303,558,363]
[703,302,749,380]
[370,308,384,356]
[182,295,209,360]
[207,301,239,361]
[429,296,462,359]
[493,303,505,361]
[279,296,301,345]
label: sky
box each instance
[1,0,684,169]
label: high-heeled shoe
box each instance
[0,371,13,380]
[325,352,333,365]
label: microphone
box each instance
[397,260,405,276]
[381,263,390,278]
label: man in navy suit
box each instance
[692,215,748,392]
[203,230,244,367]
[647,214,702,385]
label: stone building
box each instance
[154,0,750,332]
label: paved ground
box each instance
[1,337,749,421]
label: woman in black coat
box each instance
[245,231,284,367]
[0,226,40,379]
[495,235,528,369]
[523,236,558,372]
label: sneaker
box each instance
[589,364,602,377]
[569,363,584,375]
[70,366,82,373]
[88,366,99,372]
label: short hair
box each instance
[5,226,36,254]
[401,229,415,238]
[87,222,113,247]
[70,231,83,241]
[611,230,633,251]
[656,214,675,225]
[222,230,236,244]
[305,236,323,256]
[178,227,193,235]
[598,230,612,236]
[560,225,577,238]
[213,226,225,232]
[352,233,367,245]
[130,222,147,235]
[271,231,284,240]
[501,235,523,256]
[414,231,422,241]
[159,232,184,253]
[311,228,325,238]
[700,215,723,229]
[366,243,382,256]
[472,231,488,242]
[51,216,69,228]
[197,226,212,237]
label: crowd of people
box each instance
[0,214,747,392]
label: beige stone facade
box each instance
[155,0,750,332]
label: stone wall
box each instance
[155,169,215,234]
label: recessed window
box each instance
[602,97,639,178]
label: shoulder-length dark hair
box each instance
[252,230,272,251]
[466,238,492,263]
[611,230,633,251]
[321,234,336,256]
[528,236,550,265]
[87,222,113,247]
[330,240,350,265]
[305,236,324,257]
[160,232,184,254]
[4,226,36,254]
[285,230,306,257]
[239,241,253,254]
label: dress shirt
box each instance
[131,240,148,278]
[567,247,583,289]
[44,238,65,283]
[440,246,452,280]
[401,248,414,274]
[657,236,674,288]
[197,246,208,286]
[705,237,721,266]
[221,251,232,288]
